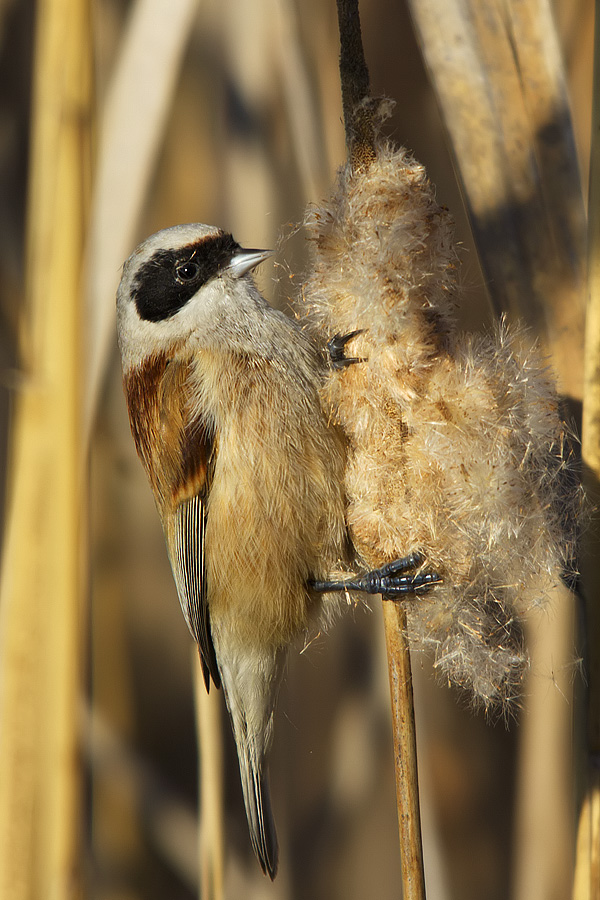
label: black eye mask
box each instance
[132,232,240,322]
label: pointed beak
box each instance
[226,248,271,278]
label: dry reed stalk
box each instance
[573,759,600,900]
[219,0,278,252]
[407,0,585,395]
[272,0,330,201]
[406,4,585,898]
[382,601,426,900]
[574,2,600,895]
[583,0,600,777]
[0,0,93,893]
[194,652,225,900]
[333,1,426,895]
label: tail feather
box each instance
[241,756,278,879]
[216,648,282,878]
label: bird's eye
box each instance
[175,261,200,282]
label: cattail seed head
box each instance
[300,116,581,712]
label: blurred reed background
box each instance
[0,0,595,898]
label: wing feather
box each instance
[172,493,221,690]
[124,354,220,689]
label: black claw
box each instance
[327,330,365,369]
[309,552,441,598]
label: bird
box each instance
[115,222,353,878]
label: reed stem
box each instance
[0,0,92,892]
[575,2,600,896]
[194,653,225,900]
[334,2,427,892]
[382,600,427,900]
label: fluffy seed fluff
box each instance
[299,121,581,712]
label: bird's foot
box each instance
[327,330,365,369]
[310,552,441,599]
